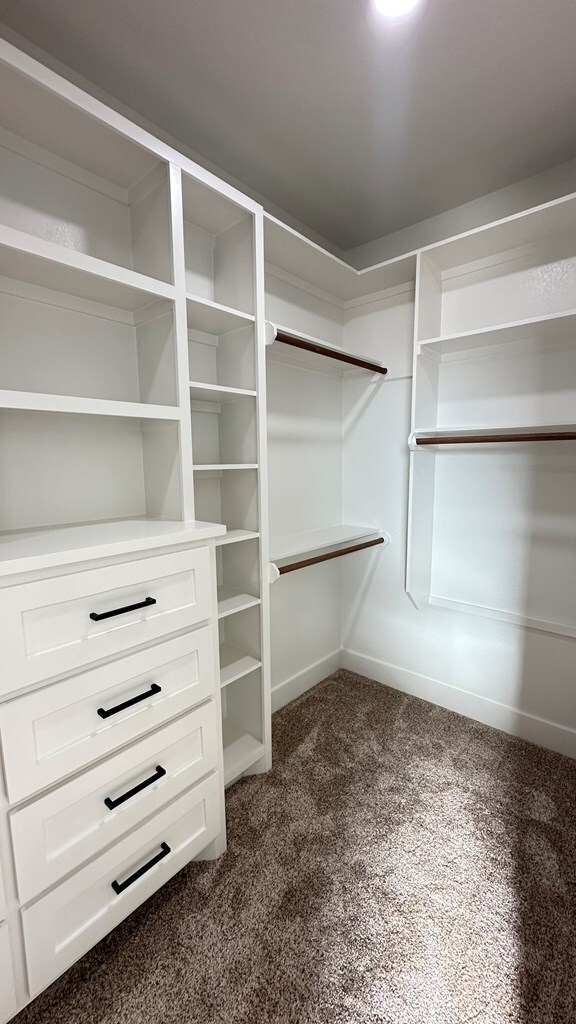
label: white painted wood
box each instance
[418,308,576,356]
[221,717,265,787]
[217,588,260,619]
[264,213,416,302]
[219,643,262,688]
[0,520,225,579]
[22,774,221,997]
[10,703,219,904]
[0,628,216,803]
[0,548,213,692]
[190,382,257,403]
[188,324,256,392]
[0,225,175,309]
[0,925,17,1024]
[186,295,254,335]
[0,390,180,420]
[215,529,260,546]
[269,526,383,565]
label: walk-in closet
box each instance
[0,3,575,1023]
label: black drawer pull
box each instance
[89,596,156,622]
[97,683,161,720]
[104,765,167,810]
[111,842,171,896]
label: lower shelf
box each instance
[217,587,260,618]
[219,643,262,687]
[222,717,265,787]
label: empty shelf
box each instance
[217,588,260,619]
[270,526,382,564]
[222,717,265,787]
[0,224,175,312]
[186,294,255,335]
[219,643,261,688]
[418,309,576,356]
[215,530,260,547]
[0,391,180,420]
[0,518,226,578]
[189,382,257,403]
[193,464,258,472]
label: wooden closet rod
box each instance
[274,331,388,376]
[416,431,576,446]
[278,536,385,575]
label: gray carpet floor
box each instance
[14,671,576,1024]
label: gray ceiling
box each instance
[1,0,576,251]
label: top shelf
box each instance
[422,192,576,273]
[264,214,416,302]
[265,322,387,377]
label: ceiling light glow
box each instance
[373,0,422,16]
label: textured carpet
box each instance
[14,671,576,1024]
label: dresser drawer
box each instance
[0,547,212,693]
[0,628,215,804]
[11,703,220,904]
[22,773,221,997]
[0,924,17,1024]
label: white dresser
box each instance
[0,522,226,1017]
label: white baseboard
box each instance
[342,649,576,760]
[271,650,343,713]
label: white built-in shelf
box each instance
[419,309,576,355]
[186,294,255,335]
[411,423,576,448]
[222,717,265,787]
[264,213,416,301]
[193,464,258,472]
[0,518,226,578]
[219,643,262,688]
[269,525,383,566]
[265,321,388,378]
[0,391,180,421]
[0,225,175,311]
[422,192,576,272]
[189,382,257,403]
[217,587,260,619]
[215,530,260,547]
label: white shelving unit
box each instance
[407,196,576,637]
[183,171,271,788]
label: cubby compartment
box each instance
[216,537,261,618]
[221,668,265,786]
[188,325,256,396]
[408,444,576,637]
[414,328,576,433]
[219,604,261,688]
[0,410,182,532]
[417,196,576,342]
[0,281,178,409]
[191,395,257,468]
[193,468,259,535]
[0,62,172,283]
[182,173,254,315]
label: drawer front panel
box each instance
[0,629,215,804]
[0,547,212,693]
[22,773,221,997]
[0,925,17,1024]
[11,703,220,904]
